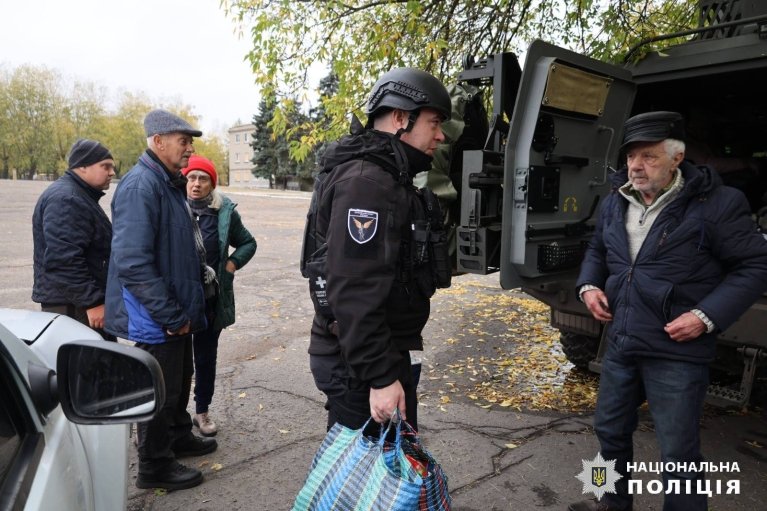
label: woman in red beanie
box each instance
[182,155,257,436]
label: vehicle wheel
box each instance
[559,331,600,370]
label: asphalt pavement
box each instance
[0,179,765,511]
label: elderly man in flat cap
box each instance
[569,112,767,511]
[105,109,216,491]
[32,138,116,340]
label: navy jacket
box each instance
[104,151,206,343]
[32,170,112,308]
[577,161,767,363]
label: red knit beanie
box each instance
[182,155,218,188]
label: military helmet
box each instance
[365,68,451,122]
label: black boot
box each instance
[136,460,203,490]
[172,434,218,457]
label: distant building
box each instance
[227,122,268,187]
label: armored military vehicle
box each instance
[446,0,767,407]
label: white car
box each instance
[0,308,164,510]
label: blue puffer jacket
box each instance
[577,161,767,363]
[104,151,206,343]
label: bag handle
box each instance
[375,408,404,450]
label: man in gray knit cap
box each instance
[105,109,215,490]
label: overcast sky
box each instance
[0,0,262,137]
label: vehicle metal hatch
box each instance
[499,40,636,290]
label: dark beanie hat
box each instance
[621,111,685,150]
[68,139,113,169]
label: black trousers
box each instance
[310,351,417,432]
[135,336,195,470]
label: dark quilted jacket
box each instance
[577,161,767,363]
[32,170,111,308]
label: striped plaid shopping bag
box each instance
[292,419,422,511]
[397,421,451,511]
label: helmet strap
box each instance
[394,110,420,138]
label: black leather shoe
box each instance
[567,499,631,511]
[136,460,203,490]
[172,434,218,457]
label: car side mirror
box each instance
[56,339,165,424]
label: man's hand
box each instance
[86,304,105,329]
[582,289,613,322]
[370,380,406,424]
[225,259,237,274]
[665,312,706,342]
[166,321,191,337]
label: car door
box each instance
[0,310,163,511]
[0,324,92,511]
[499,40,636,292]
[26,314,129,511]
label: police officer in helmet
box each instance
[302,67,452,431]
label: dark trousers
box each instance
[41,303,116,341]
[192,325,222,414]
[136,336,195,470]
[595,341,709,511]
[310,351,417,432]
[411,362,422,389]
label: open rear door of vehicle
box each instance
[500,40,636,291]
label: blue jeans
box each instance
[192,325,222,414]
[595,341,709,511]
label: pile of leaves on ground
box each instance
[421,277,599,413]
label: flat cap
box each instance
[144,109,203,137]
[621,111,685,149]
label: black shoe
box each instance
[136,460,203,490]
[567,499,631,511]
[172,434,218,457]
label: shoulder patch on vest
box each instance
[347,208,378,244]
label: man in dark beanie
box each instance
[32,138,116,339]
[105,109,215,491]
[67,138,114,174]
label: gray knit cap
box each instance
[144,109,203,137]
